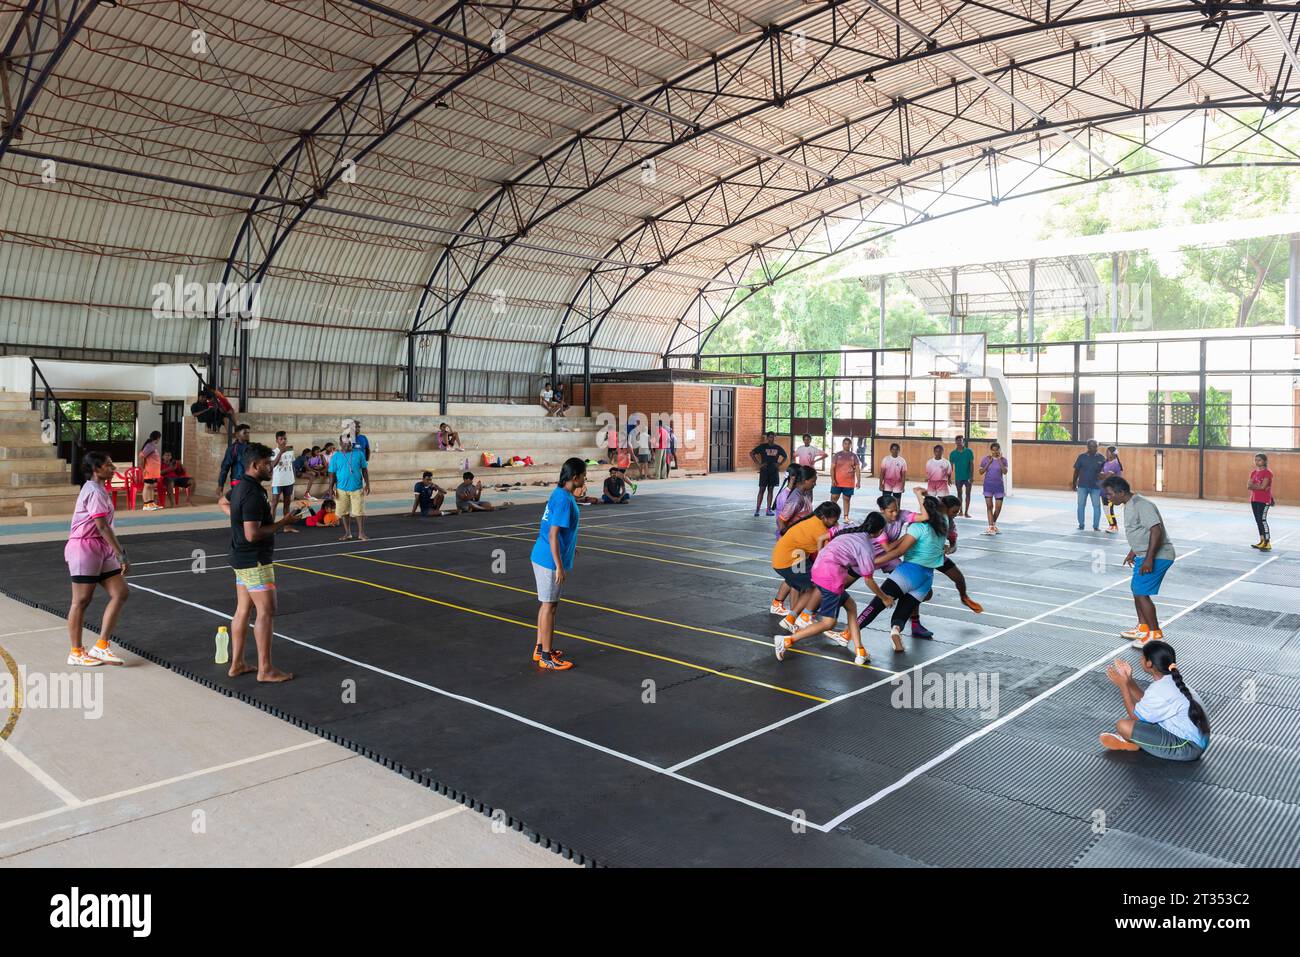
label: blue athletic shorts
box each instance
[887,562,935,600]
[816,586,847,620]
[830,485,854,497]
[1131,558,1174,596]
[775,565,814,591]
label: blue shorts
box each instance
[775,566,814,592]
[888,562,935,600]
[830,485,854,497]
[1131,558,1174,596]
[816,586,848,620]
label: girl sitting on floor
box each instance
[1101,640,1209,760]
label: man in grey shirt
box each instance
[1101,475,1175,648]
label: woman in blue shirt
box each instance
[530,457,594,671]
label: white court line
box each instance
[817,551,1277,831]
[293,805,469,868]
[667,546,1203,774]
[0,737,80,807]
[0,739,328,834]
[124,583,809,828]
[0,626,66,640]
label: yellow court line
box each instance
[0,641,21,741]
[347,553,893,675]
[273,562,827,702]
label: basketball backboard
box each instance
[910,333,986,378]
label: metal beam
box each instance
[0,0,101,163]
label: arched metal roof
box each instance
[3,1,1300,378]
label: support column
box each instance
[949,266,959,334]
[878,276,887,349]
[438,330,449,415]
[583,343,592,417]
[237,321,249,412]
[208,315,221,392]
[1111,251,1120,333]
[406,335,417,402]
[1026,260,1036,349]
[1288,234,1300,328]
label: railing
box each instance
[29,358,77,485]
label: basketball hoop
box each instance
[928,370,954,379]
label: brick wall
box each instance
[570,381,764,474]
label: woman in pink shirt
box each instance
[1248,453,1274,551]
[879,442,906,499]
[924,444,952,495]
[64,452,130,666]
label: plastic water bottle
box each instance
[215,626,230,665]
[462,456,469,471]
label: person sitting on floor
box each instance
[304,498,339,527]
[455,471,510,512]
[409,471,451,517]
[602,467,631,504]
[438,422,465,451]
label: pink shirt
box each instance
[880,455,906,491]
[924,458,951,493]
[793,445,822,467]
[811,528,880,593]
[656,426,669,450]
[70,479,115,541]
[1250,468,1274,504]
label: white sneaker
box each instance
[853,648,869,666]
[67,649,103,667]
[779,615,798,634]
[773,635,787,661]
[796,612,814,627]
[87,644,124,665]
[769,600,789,616]
[824,630,849,648]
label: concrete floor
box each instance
[0,597,572,867]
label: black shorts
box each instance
[758,468,780,489]
[774,565,814,591]
[939,556,955,574]
[955,480,971,492]
[71,568,122,585]
[170,477,191,488]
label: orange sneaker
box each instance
[769,599,789,616]
[536,653,573,671]
[532,646,565,663]
[1100,732,1140,751]
[961,595,984,614]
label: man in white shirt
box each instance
[634,424,652,480]
[791,434,827,469]
[539,382,561,417]
[269,430,300,533]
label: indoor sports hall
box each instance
[1,0,1298,880]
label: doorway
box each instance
[709,387,734,472]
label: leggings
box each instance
[1252,500,1271,541]
[858,579,923,631]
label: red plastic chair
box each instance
[108,467,144,510]
[163,477,193,507]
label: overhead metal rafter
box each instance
[407,1,1300,343]
[0,0,101,162]
[217,0,598,323]
[662,103,1300,359]
[555,6,1300,352]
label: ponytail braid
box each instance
[1144,641,1210,736]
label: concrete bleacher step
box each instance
[0,444,60,460]
[248,398,557,419]
[0,409,42,424]
[0,456,67,473]
[296,463,612,499]
[235,412,600,437]
[0,431,50,448]
[239,430,599,455]
[2,468,73,488]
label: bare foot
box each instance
[357,534,370,541]
[257,667,294,683]
[339,534,353,541]
[284,526,301,533]
[229,661,256,678]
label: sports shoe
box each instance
[889,625,905,652]
[824,630,849,649]
[1120,623,1149,640]
[536,653,573,671]
[1259,541,1273,552]
[754,510,760,517]
[1105,526,1118,534]
[769,600,789,616]
[88,643,124,666]
[779,615,798,634]
[853,646,870,666]
[910,622,934,639]
[765,508,775,517]
[773,635,788,661]
[67,649,102,667]
[1099,732,1140,751]
[960,595,984,613]
[1077,524,1084,530]
[1250,539,1263,549]
[532,646,565,663]
[796,611,813,628]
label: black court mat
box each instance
[4,490,1299,867]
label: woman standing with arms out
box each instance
[65,452,129,666]
[1248,453,1274,551]
[978,442,1008,534]
[530,458,594,671]
[829,438,861,522]
[1101,446,1124,533]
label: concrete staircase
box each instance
[0,391,80,517]
[187,398,612,499]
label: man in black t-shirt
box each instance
[602,467,631,504]
[1071,438,1107,532]
[749,431,788,517]
[220,442,301,682]
[408,471,448,517]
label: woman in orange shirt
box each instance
[828,438,861,522]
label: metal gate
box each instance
[709,387,734,472]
